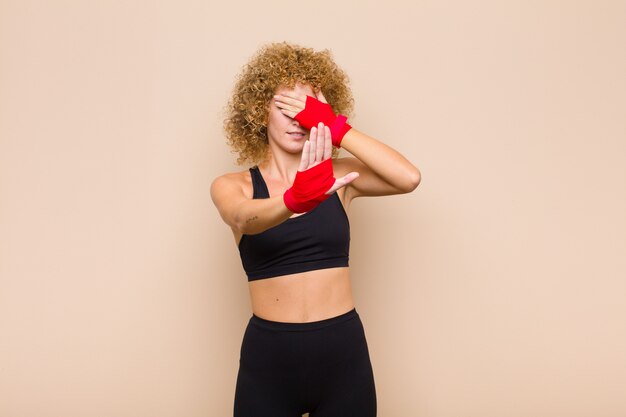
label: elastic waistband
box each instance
[250,308,358,331]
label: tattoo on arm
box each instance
[245,215,258,224]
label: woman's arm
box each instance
[211,124,359,235]
[211,174,293,235]
[274,91,421,199]
[339,128,421,198]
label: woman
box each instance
[211,42,420,417]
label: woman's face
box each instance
[266,82,315,153]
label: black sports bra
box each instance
[238,165,350,281]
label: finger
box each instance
[298,140,310,171]
[308,127,317,166]
[278,108,297,119]
[315,89,328,104]
[316,123,325,162]
[275,100,302,114]
[275,91,306,101]
[323,126,332,159]
[274,94,306,108]
[326,172,360,194]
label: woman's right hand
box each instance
[298,122,359,195]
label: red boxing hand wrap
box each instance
[294,96,352,148]
[283,159,336,213]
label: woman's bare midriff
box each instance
[247,267,355,323]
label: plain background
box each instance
[1,1,625,416]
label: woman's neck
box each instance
[259,152,301,185]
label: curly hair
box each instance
[223,42,354,166]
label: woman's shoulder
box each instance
[210,168,254,200]
[213,167,251,181]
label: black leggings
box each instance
[234,308,377,417]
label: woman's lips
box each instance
[288,132,306,139]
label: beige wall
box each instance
[1,1,625,416]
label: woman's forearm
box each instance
[341,128,421,192]
[234,195,293,235]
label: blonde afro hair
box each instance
[223,41,354,165]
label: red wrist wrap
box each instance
[283,159,336,213]
[294,96,352,148]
